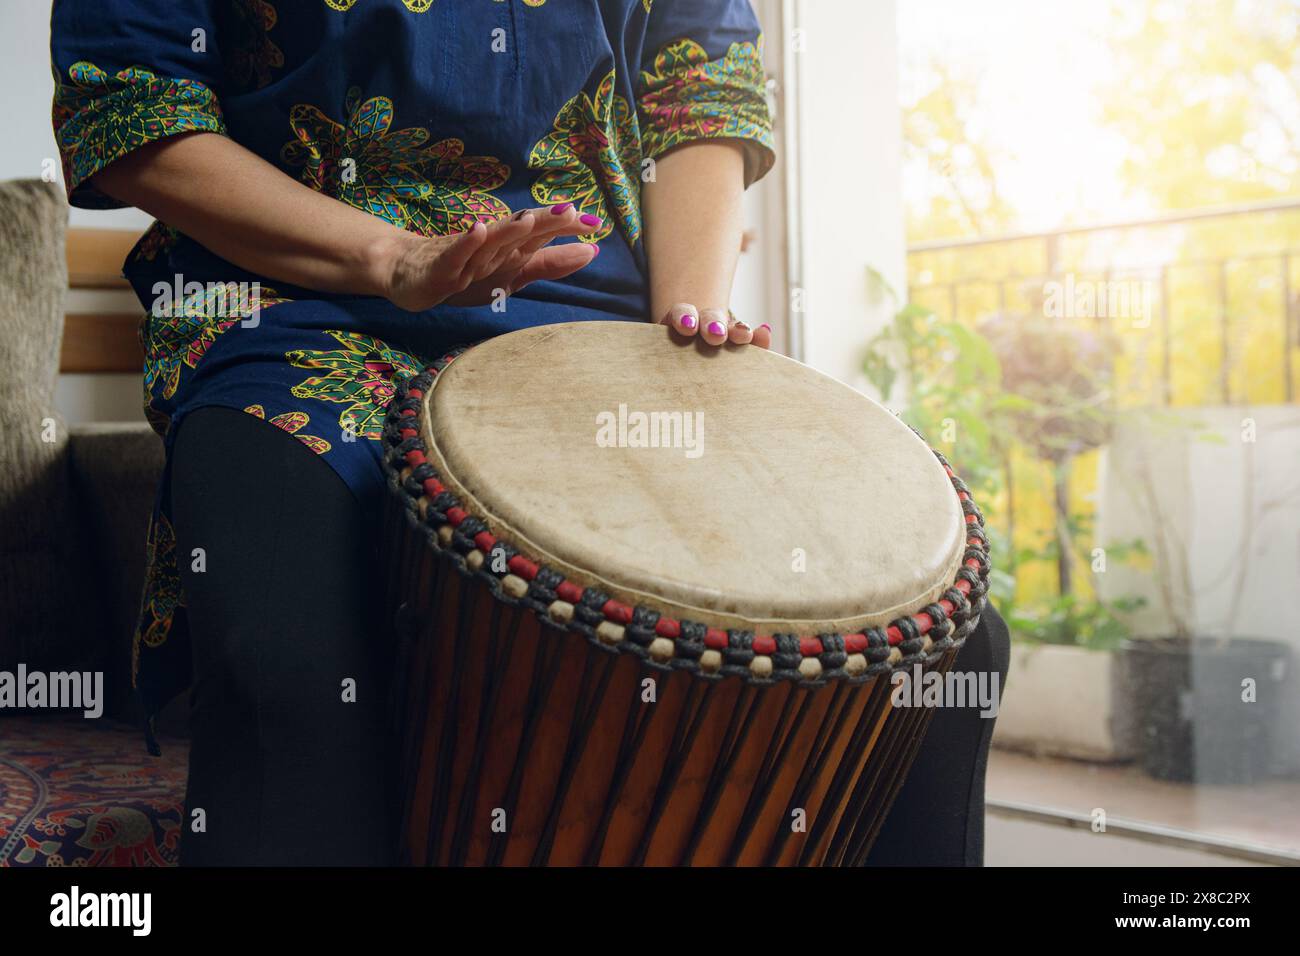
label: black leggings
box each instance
[172,406,396,866]
[171,405,1010,866]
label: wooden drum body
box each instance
[382,322,990,866]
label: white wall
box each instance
[784,0,905,386]
[0,4,152,233]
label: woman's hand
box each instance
[379,204,602,311]
[660,303,772,349]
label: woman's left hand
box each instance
[660,304,772,349]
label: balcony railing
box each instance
[906,198,1300,406]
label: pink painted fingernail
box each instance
[707,321,726,336]
[580,214,602,228]
[590,243,601,256]
[551,202,572,215]
[758,323,772,333]
[734,321,751,332]
[679,313,696,329]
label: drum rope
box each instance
[483,622,567,867]
[580,662,667,865]
[447,601,520,866]
[679,683,761,864]
[395,554,448,865]
[630,677,716,866]
[765,680,857,865]
[422,574,477,864]
[531,648,620,866]
[723,686,807,865]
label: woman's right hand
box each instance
[379,203,602,312]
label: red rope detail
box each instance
[405,450,426,466]
[602,600,633,624]
[474,531,497,553]
[799,637,823,656]
[752,635,776,655]
[447,507,467,526]
[507,555,539,581]
[655,617,681,639]
[704,628,728,650]
[556,581,583,604]
[421,478,443,498]
[844,633,867,653]
[886,626,903,646]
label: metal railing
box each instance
[907,198,1300,405]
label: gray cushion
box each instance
[0,179,104,674]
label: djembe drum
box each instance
[382,321,989,866]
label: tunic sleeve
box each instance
[50,0,229,209]
[635,0,776,188]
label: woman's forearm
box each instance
[90,131,412,297]
[89,130,598,310]
[641,140,747,320]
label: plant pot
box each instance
[1121,636,1290,784]
[993,643,1136,761]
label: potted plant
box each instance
[862,292,1147,759]
[1106,415,1291,784]
[974,311,1148,760]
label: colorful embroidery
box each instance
[52,62,226,199]
[287,331,427,441]
[529,71,643,244]
[244,404,333,454]
[228,0,285,91]
[637,38,775,180]
[142,283,287,401]
[282,86,512,236]
[131,222,181,263]
[133,512,181,687]
[325,0,436,11]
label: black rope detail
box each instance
[626,606,660,646]
[773,633,801,671]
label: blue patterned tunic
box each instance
[51,0,775,732]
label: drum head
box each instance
[416,321,967,634]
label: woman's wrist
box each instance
[360,227,420,301]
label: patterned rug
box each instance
[0,716,187,867]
